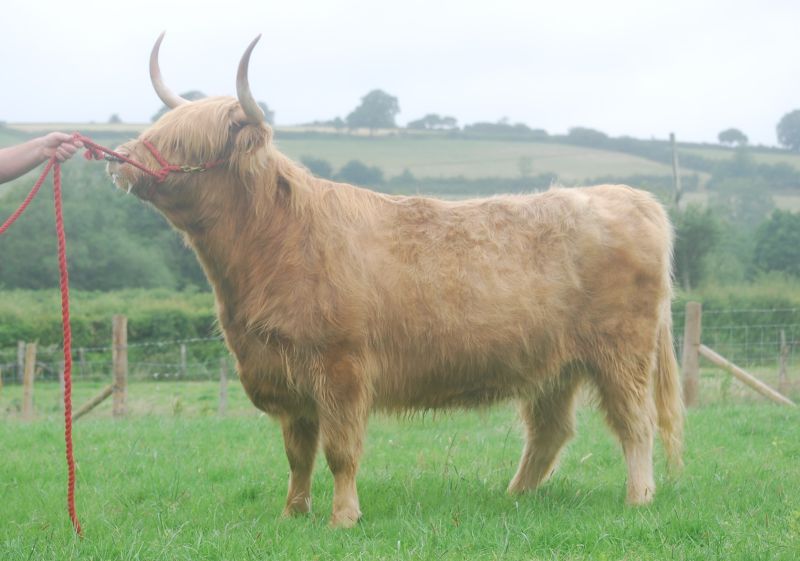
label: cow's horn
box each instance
[150,31,189,109]
[236,35,265,123]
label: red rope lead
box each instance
[0,133,225,537]
[0,157,81,535]
[53,162,82,536]
[0,159,55,235]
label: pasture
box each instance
[682,145,800,170]
[274,136,675,181]
[1,380,799,560]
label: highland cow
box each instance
[107,33,684,527]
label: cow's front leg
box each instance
[318,353,370,528]
[280,415,319,517]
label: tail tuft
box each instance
[655,320,684,473]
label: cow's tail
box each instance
[654,311,684,474]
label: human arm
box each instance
[0,132,83,184]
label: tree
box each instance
[346,90,400,131]
[717,128,747,146]
[151,90,206,122]
[777,109,800,151]
[301,156,334,179]
[753,210,800,276]
[407,113,458,130]
[335,160,384,185]
[108,114,122,124]
[567,127,609,147]
[671,205,721,290]
[257,101,275,125]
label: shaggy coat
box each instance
[109,97,683,527]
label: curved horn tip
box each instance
[236,34,265,123]
[150,31,188,109]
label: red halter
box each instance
[77,133,225,183]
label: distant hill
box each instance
[4,122,799,200]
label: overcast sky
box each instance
[2,0,799,146]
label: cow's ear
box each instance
[229,120,271,191]
[231,118,272,152]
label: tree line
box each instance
[111,87,800,152]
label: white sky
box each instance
[1,0,799,146]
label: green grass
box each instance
[1,380,799,560]
[274,136,675,181]
[682,146,800,170]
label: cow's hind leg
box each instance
[318,353,371,528]
[281,415,319,517]
[508,372,582,494]
[593,355,657,505]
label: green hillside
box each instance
[683,145,800,170]
[275,136,676,181]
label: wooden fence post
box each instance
[22,342,37,421]
[112,315,128,418]
[17,340,25,384]
[671,132,683,208]
[78,347,87,379]
[699,345,795,407]
[73,384,114,422]
[219,357,228,416]
[180,344,187,379]
[778,329,789,396]
[681,301,702,407]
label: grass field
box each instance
[274,136,676,182]
[1,380,799,560]
[682,146,800,170]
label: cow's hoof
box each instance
[282,497,312,517]
[329,507,362,528]
[625,485,655,506]
[507,476,537,495]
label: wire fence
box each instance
[1,307,797,389]
[672,308,799,370]
[0,336,229,385]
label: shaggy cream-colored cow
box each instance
[108,34,683,528]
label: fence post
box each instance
[180,344,187,379]
[779,329,789,396]
[681,301,702,407]
[17,340,25,384]
[0,367,3,396]
[22,342,37,421]
[78,347,86,379]
[671,132,683,208]
[219,357,228,416]
[112,315,128,418]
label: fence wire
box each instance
[1,308,797,387]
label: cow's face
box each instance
[107,33,269,213]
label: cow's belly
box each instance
[371,360,542,412]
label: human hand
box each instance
[40,132,84,162]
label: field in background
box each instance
[7,123,800,210]
[5,123,673,181]
[274,137,676,181]
[1,383,798,560]
[683,145,800,170]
